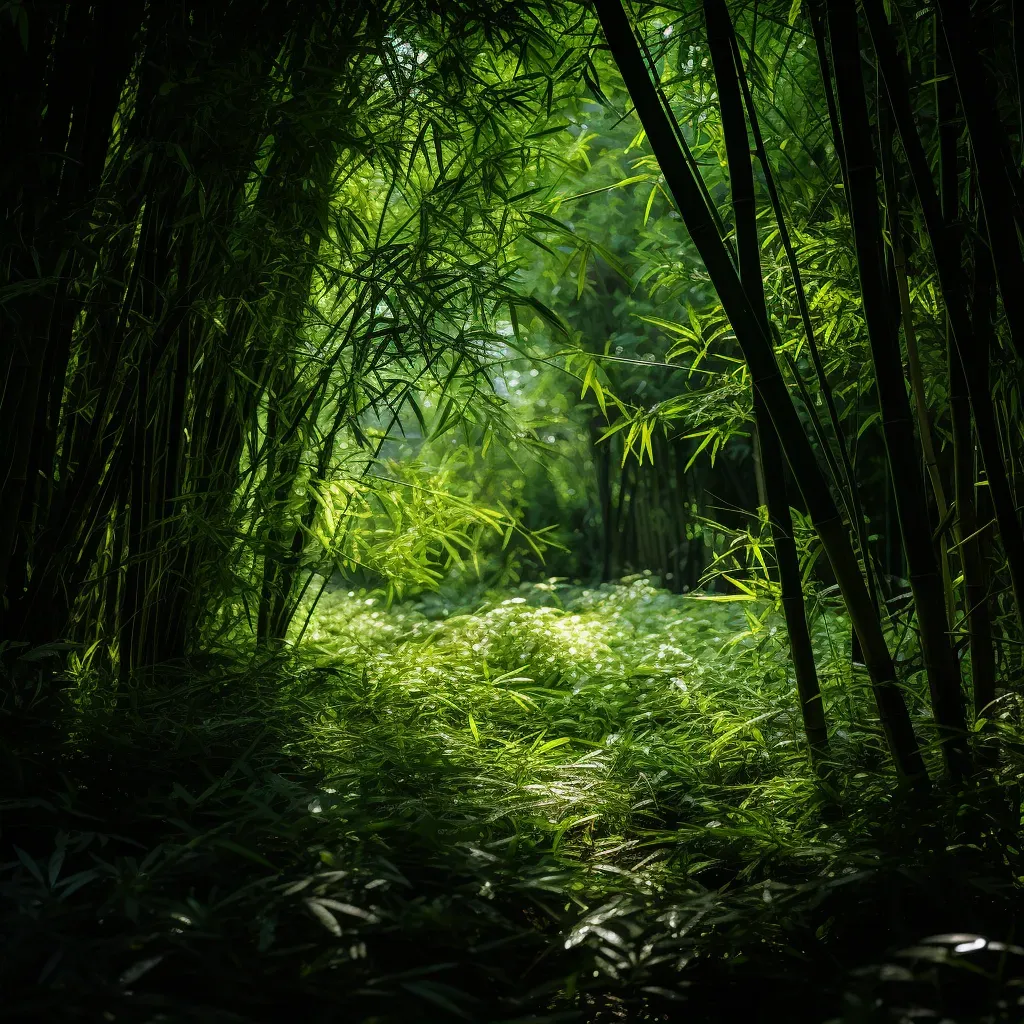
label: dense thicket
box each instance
[5,0,1024,1019]
[1,0,586,667]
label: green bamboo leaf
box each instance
[305,899,342,936]
[536,737,571,754]
[557,174,651,203]
[14,847,44,886]
[643,183,658,225]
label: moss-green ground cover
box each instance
[3,582,1023,1021]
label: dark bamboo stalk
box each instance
[594,0,926,782]
[934,21,996,721]
[876,98,956,626]
[597,419,613,579]
[966,212,999,719]
[806,27,871,657]
[1015,0,1024,171]
[826,0,967,777]
[0,4,142,613]
[806,3,849,192]
[705,0,828,763]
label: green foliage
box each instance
[302,454,558,601]
[6,0,1024,1018]
[3,582,1024,1021]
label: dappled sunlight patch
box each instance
[294,580,890,877]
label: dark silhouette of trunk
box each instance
[933,21,996,721]
[934,0,1024,362]
[964,220,998,719]
[736,12,879,674]
[0,4,141,609]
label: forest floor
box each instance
[3,579,1024,1022]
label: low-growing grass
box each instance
[3,580,1024,1022]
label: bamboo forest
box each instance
[8,0,1024,1020]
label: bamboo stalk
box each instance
[705,0,828,763]
[876,99,955,627]
[826,0,967,778]
[806,3,849,192]
[965,212,999,720]
[934,19,996,722]
[730,26,882,626]
[935,0,1024,363]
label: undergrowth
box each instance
[3,580,1024,1022]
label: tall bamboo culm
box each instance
[704,0,828,765]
